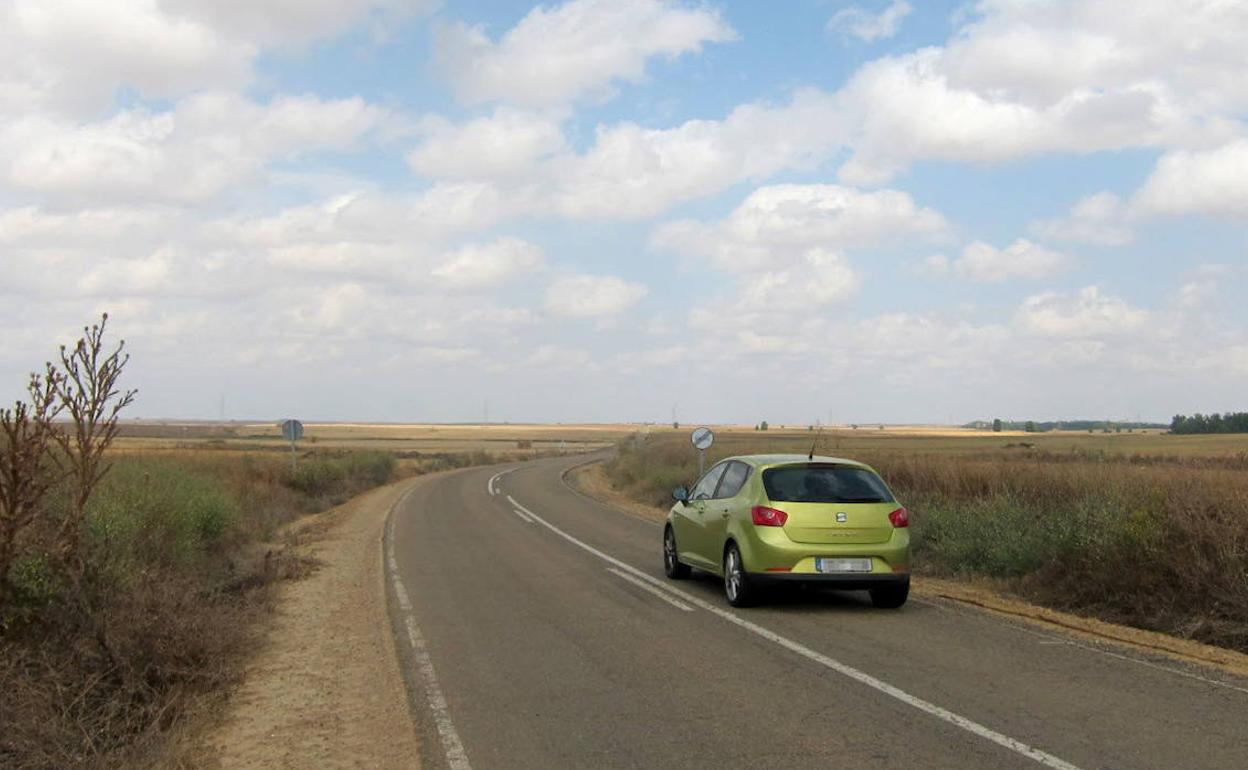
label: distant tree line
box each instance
[1170,412,1248,434]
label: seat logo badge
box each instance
[836,512,848,523]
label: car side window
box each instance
[691,463,728,501]
[714,461,750,499]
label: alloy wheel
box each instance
[725,548,741,601]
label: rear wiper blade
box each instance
[836,498,888,503]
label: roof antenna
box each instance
[808,440,816,461]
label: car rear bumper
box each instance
[749,573,909,589]
[738,525,911,575]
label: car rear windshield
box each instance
[762,464,895,504]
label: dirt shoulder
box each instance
[197,478,423,769]
[567,462,1248,679]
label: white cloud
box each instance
[911,253,950,279]
[431,237,544,289]
[203,185,516,277]
[841,313,1011,370]
[162,0,437,48]
[543,90,842,218]
[686,250,862,349]
[653,183,948,272]
[658,184,940,346]
[1133,138,1248,218]
[5,0,1248,423]
[1035,138,1248,232]
[829,1,913,43]
[1016,286,1148,338]
[417,0,1248,217]
[407,108,566,180]
[609,346,686,372]
[833,0,1248,183]
[0,0,250,117]
[1171,264,1242,312]
[0,0,434,118]
[946,239,1071,282]
[528,344,593,368]
[735,249,860,307]
[1,92,387,205]
[413,345,480,364]
[434,0,736,107]
[0,205,168,247]
[543,274,648,317]
[419,0,1248,210]
[1030,192,1135,246]
[397,90,848,223]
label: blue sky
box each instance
[2,1,1247,424]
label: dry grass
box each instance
[606,430,1248,652]
[0,445,512,769]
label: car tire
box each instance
[663,525,691,579]
[723,543,758,607]
[869,579,909,609]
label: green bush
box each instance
[342,451,398,487]
[288,458,348,497]
[4,552,60,619]
[87,458,240,581]
[286,451,397,498]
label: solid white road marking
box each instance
[506,495,1084,770]
[1018,626,1248,696]
[607,567,694,611]
[387,492,472,770]
[511,508,533,524]
[920,593,1248,696]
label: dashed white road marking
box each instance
[486,468,514,497]
[511,508,533,524]
[607,567,694,611]
[506,495,1084,770]
[387,492,472,770]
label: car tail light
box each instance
[751,506,788,527]
[888,507,909,528]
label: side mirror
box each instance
[672,485,690,505]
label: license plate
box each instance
[815,558,872,573]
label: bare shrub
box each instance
[0,372,63,605]
[51,314,137,569]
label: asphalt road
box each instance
[386,454,1248,770]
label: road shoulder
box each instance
[199,478,423,769]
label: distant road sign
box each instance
[281,419,304,442]
[691,426,714,450]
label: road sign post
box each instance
[690,426,714,478]
[281,419,304,473]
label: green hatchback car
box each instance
[663,455,910,608]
